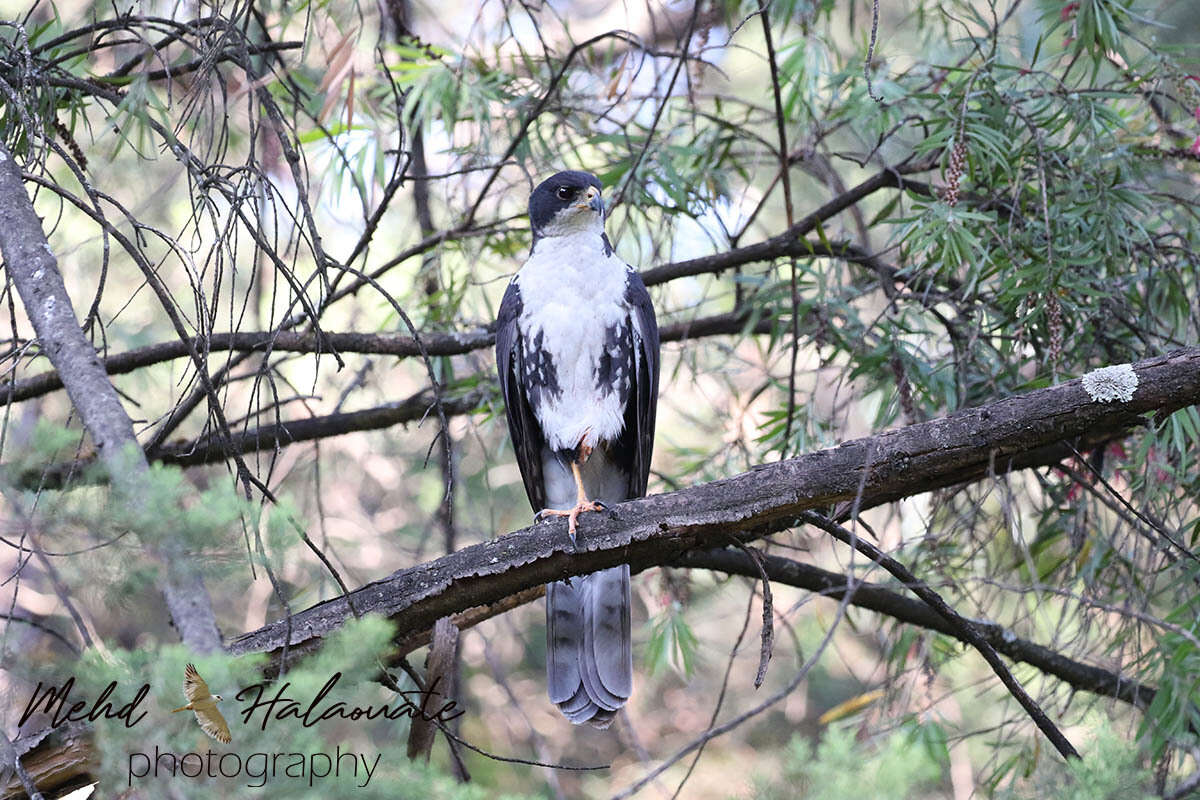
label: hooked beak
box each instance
[577,186,604,215]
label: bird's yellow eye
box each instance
[556,186,575,200]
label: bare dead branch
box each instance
[17,388,484,490]
[639,160,937,286]
[0,309,771,405]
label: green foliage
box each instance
[645,599,701,679]
[388,38,519,142]
[752,722,946,800]
[1002,722,1156,800]
[0,418,83,474]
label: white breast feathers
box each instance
[515,231,633,452]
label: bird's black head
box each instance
[528,170,605,244]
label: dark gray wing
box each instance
[495,280,547,510]
[612,268,659,498]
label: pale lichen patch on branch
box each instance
[1082,364,1138,403]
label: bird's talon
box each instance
[538,498,605,542]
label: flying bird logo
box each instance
[171,663,232,743]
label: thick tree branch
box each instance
[4,539,1176,799]
[1,724,92,800]
[227,348,1200,663]
[11,346,1197,795]
[0,143,221,653]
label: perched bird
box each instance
[171,663,232,743]
[495,170,660,727]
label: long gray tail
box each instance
[546,564,632,728]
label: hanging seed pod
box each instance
[889,353,917,423]
[944,137,968,207]
[1046,291,1064,367]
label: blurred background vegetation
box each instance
[1,0,1199,796]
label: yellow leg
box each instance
[570,461,588,504]
[537,460,606,538]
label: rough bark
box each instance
[227,347,1200,662]
[1,725,93,800]
[0,143,221,653]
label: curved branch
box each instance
[10,350,1198,795]
[675,548,1157,710]
[801,511,1078,759]
[639,159,935,286]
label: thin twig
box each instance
[668,578,757,800]
[758,0,803,456]
[799,511,1080,760]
